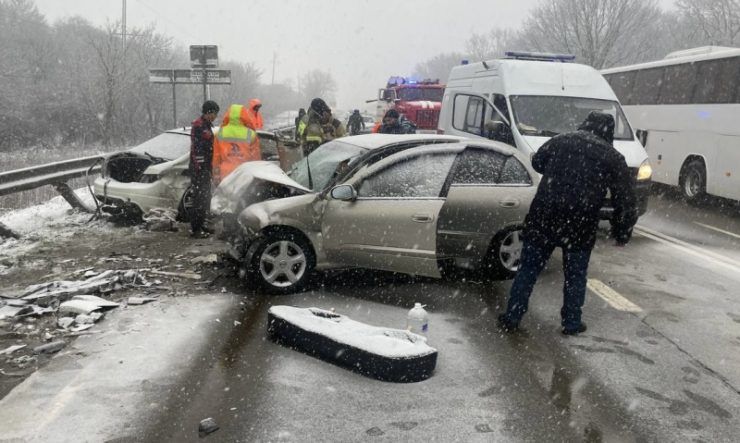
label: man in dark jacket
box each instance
[348,109,365,135]
[378,109,416,134]
[189,100,219,238]
[498,111,637,335]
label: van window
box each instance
[510,95,633,140]
[453,94,489,136]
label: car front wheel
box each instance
[484,228,524,279]
[245,231,314,294]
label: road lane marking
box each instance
[587,279,643,313]
[634,225,740,275]
[693,221,740,240]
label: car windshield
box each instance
[129,132,191,160]
[287,140,367,191]
[509,95,633,140]
[397,88,444,102]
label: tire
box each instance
[244,231,314,294]
[680,159,706,205]
[177,185,195,222]
[483,228,524,279]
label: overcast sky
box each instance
[34,0,676,111]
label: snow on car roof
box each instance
[336,134,462,150]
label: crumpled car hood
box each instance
[211,161,311,215]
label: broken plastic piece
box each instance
[127,297,157,305]
[33,341,66,354]
[198,417,219,437]
[0,344,26,355]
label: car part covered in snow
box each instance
[267,305,438,382]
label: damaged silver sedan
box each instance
[213,134,536,293]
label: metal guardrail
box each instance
[0,154,104,211]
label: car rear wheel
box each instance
[244,231,314,294]
[484,228,523,279]
[680,159,706,205]
[177,186,195,222]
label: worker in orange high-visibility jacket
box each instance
[244,98,264,130]
[212,104,261,183]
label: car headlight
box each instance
[637,159,652,181]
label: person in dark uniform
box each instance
[189,100,219,238]
[498,111,637,335]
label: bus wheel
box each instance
[680,159,706,205]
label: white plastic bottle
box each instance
[406,303,429,336]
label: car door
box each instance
[437,146,535,265]
[321,146,460,278]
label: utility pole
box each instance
[271,51,276,86]
[121,0,127,50]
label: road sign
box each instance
[190,45,218,68]
[149,69,232,85]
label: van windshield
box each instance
[509,95,633,140]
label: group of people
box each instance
[188,99,264,238]
[294,100,418,155]
[191,96,635,336]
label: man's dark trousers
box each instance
[503,241,592,330]
[190,172,211,233]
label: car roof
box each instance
[336,134,463,150]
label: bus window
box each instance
[694,57,740,104]
[606,71,636,106]
[633,67,665,105]
[658,64,696,105]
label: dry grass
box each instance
[0,146,123,214]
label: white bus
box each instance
[602,46,740,203]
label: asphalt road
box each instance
[136,190,740,442]
[1,189,739,442]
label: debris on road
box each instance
[147,270,201,280]
[143,208,178,232]
[33,341,66,355]
[0,344,26,355]
[198,417,219,437]
[127,297,157,306]
[21,270,152,306]
[0,221,20,239]
[192,254,219,265]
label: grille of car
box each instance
[415,110,439,128]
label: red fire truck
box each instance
[369,77,445,133]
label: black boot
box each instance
[562,322,587,336]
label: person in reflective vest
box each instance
[213,104,261,184]
[244,98,264,130]
[298,98,332,155]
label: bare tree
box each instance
[300,70,337,105]
[675,0,740,46]
[518,0,664,69]
[465,28,515,62]
[413,52,467,83]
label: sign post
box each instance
[148,46,230,128]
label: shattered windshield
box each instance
[510,95,633,140]
[287,140,366,191]
[129,132,191,160]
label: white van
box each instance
[438,52,653,218]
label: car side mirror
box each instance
[330,184,357,201]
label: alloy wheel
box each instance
[498,230,523,272]
[259,240,307,288]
